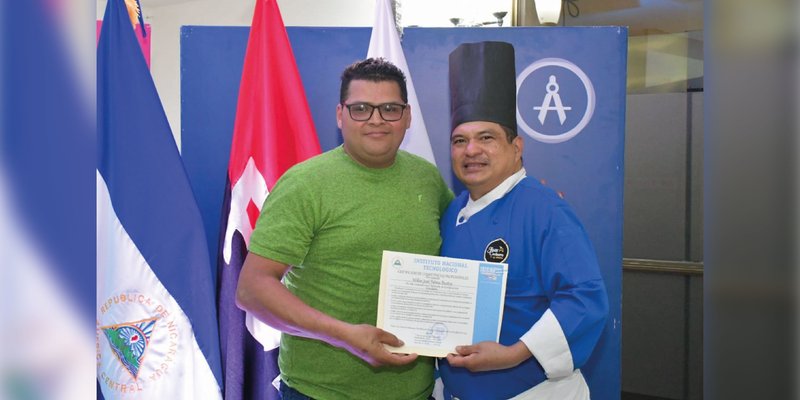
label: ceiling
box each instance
[100,0,703,36]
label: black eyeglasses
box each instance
[342,102,408,122]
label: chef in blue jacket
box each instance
[438,41,609,400]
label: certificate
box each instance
[376,250,508,357]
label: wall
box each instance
[97,0,375,149]
[624,92,703,261]
[621,91,703,399]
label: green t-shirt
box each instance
[249,146,453,400]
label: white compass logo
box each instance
[516,58,596,144]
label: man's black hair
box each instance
[500,124,518,143]
[340,58,408,104]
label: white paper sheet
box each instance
[376,250,508,357]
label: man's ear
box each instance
[513,135,524,158]
[336,103,343,129]
[404,103,412,130]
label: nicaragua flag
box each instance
[216,0,321,399]
[367,0,437,165]
[97,0,222,398]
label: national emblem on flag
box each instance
[101,318,157,380]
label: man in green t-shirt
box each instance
[237,58,452,400]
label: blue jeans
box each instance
[279,380,314,400]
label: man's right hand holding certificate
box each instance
[445,341,533,372]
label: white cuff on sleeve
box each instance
[520,308,574,379]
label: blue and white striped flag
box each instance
[97,0,222,397]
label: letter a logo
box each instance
[534,75,572,125]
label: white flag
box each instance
[368,0,437,165]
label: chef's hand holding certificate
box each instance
[376,250,508,357]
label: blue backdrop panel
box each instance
[180,26,248,274]
[181,26,625,400]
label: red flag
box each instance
[217,0,321,398]
[227,0,320,191]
